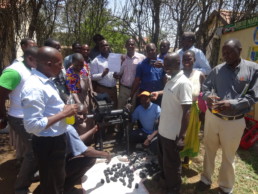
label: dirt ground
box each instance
[0,130,202,194]
[1,129,257,194]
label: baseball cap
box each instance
[138,91,151,97]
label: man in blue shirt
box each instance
[130,91,160,151]
[21,46,79,194]
[158,40,170,60]
[176,32,211,75]
[130,43,166,106]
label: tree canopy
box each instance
[0,0,257,69]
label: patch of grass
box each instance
[144,138,258,194]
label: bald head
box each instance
[164,53,181,76]
[146,43,157,59]
[224,38,242,49]
[24,46,38,69]
[222,39,242,67]
[160,40,170,55]
[72,53,84,62]
[37,46,63,77]
[44,38,61,52]
[71,53,84,72]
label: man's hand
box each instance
[206,95,220,108]
[101,68,109,78]
[143,138,151,147]
[113,72,121,79]
[105,152,112,163]
[175,136,185,152]
[213,100,231,112]
[150,92,159,101]
[154,60,163,68]
[127,97,132,104]
[63,104,78,117]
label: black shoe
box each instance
[195,181,211,192]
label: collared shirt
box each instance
[135,58,165,92]
[119,52,145,87]
[159,71,192,140]
[132,102,161,134]
[21,69,71,137]
[177,46,211,75]
[90,54,117,87]
[202,59,258,116]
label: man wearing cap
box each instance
[130,91,160,152]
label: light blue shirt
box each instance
[132,102,161,134]
[177,46,211,75]
[90,54,117,87]
[63,54,73,70]
[21,69,70,137]
[66,127,88,157]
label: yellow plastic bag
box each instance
[180,101,201,158]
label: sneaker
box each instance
[195,181,211,192]
[218,188,232,194]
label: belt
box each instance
[209,108,244,121]
[121,84,131,89]
[95,82,116,89]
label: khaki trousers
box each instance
[201,110,245,193]
[117,85,136,109]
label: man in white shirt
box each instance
[176,32,211,75]
[151,53,192,193]
[90,40,118,108]
[0,47,38,194]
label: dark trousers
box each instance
[130,129,148,144]
[158,134,182,193]
[8,115,38,194]
[32,134,67,194]
[64,155,96,192]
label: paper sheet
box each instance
[108,53,122,73]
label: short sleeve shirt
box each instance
[132,102,161,134]
[159,71,192,140]
[66,127,87,158]
[135,58,165,92]
[0,69,21,90]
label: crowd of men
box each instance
[0,31,257,194]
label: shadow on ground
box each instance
[237,143,258,175]
[0,159,19,194]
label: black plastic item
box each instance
[135,183,139,189]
